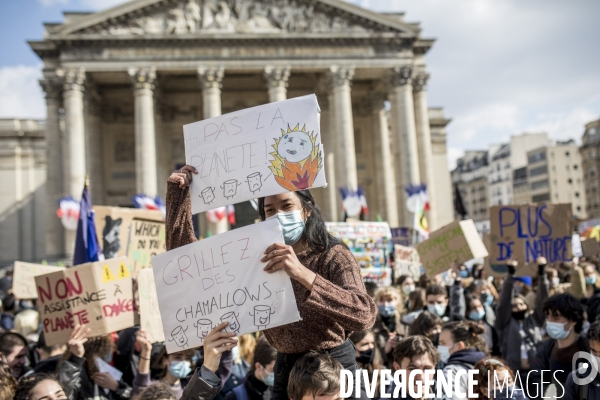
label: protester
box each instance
[564,319,600,399]
[134,329,195,397]
[135,382,176,400]
[32,332,67,374]
[286,352,342,400]
[401,289,425,326]
[349,330,384,397]
[166,166,377,400]
[464,294,498,355]
[218,334,256,399]
[396,275,416,298]
[529,293,587,396]
[494,258,548,375]
[472,357,528,400]
[14,308,40,342]
[438,320,488,399]
[14,373,68,400]
[425,279,464,322]
[471,264,484,280]
[224,337,276,400]
[0,293,16,330]
[407,311,442,347]
[372,286,406,365]
[389,335,440,400]
[0,362,17,399]
[466,279,497,309]
[0,331,29,379]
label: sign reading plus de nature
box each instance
[489,203,574,274]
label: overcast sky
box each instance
[0,0,598,169]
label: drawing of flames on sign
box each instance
[268,124,323,191]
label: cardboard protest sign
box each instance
[137,268,165,342]
[95,206,163,260]
[582,239,600,258]
[127,218,166,275]
[489,204,573,271]
[394,245,421,279]
[184,95,326,214]
[13,262,65,299]
[35,257,135,346]
[416,220,488,277]
[152,219,300,353]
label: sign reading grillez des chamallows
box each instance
[183,95,326,214]
[151,219,301,353]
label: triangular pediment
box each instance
[52,0,418,37]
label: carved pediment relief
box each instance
[76,0,398,36]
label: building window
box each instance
[531,179,549,190]
[574,164,579,170]
[568,178,573,184]
[530,165,548,177]
[566,151,570,156]
[578,206,582,212]
[576,192,580,197]
[532,193,550,202]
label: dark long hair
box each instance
[257,190,341,252]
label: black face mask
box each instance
[357,348,375,365]
[429,332,440,347]
[512,310,526,320]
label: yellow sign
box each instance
[102,265,116,282]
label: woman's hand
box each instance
[262,243,316,290]
[68,325,90,358]
[385,332,398,354]
[203,322,238,373]
[136,329,153,357]
[92,372,119,392]
[168,165,197,189]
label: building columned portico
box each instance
[30,0,453,257]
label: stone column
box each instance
[264,66,290,103]
[57,67,87,199]
[198,66,228,235]
[389,66,420,226]
[314,92,338,221]
[329,66,358,190]
[85,87,105,205]
[129,67,158,197]
[413,73,437,229]
[370,91,399,227]
[40,78,65,259]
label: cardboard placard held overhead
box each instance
[394,245,421,279]
[582,239,600,258]
[35,257,135,346]
[137,268,165,343]
[152,219,301,353]
[13,262,65,299]
[184,95,326,214]
[94,206,163,260]
[416,220,488,277]
[127,218,166,276]
[489,204,573,272]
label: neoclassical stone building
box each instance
[30,0,453,259]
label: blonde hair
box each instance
[238,333,257,364]
[14,309,39,338]
[374,286,402,306]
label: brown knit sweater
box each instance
[165,181,377,354]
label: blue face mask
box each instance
[546,321,571,340]
[261,365,274,386]
[267,209,305,245]
[469,309,485,321]
[481,293,494,306]
[169,361,192,379]
[378,304,396,317]
[586,275,597,286]
[427,304,446,317]
[459,270,469,278]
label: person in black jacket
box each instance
[565,320,600,400]
[224,337,276,400]
[529,293,587,398]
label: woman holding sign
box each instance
[167,166,377,400]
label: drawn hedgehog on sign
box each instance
[269,124,323,191]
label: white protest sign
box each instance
[184,95,326,214]
[13,262,65,299]
[152,219,301,353]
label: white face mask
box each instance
[402,285,415,295]
[437,345,451,363]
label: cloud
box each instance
[38,0,68,6]
[79,0,129,10]
[0,65,45,119]
[447,147,464,170]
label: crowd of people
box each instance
[1,165,600,400]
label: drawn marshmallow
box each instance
[169,325,189,348]
[220,311,240,333]
[193,319,213,339]
[221,179,241,199]
[200,187,215,204]
[246,172,263,194]
[249,305,275,329]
